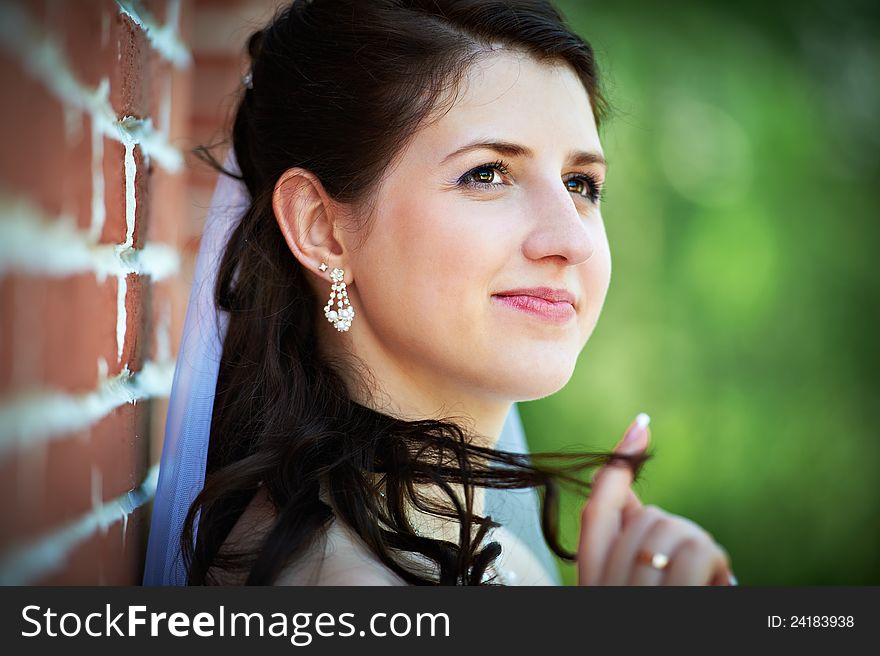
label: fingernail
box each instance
[728,573,738,586]
[624,412,650,444]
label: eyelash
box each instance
[456,159,605,204]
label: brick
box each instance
[148,163,188,247]
[0,278,14,395]
[0,274,47,395]
[110,10,152,120]
[184,182,218,255]
[0,273,117,396]
[102,142,151,251]
[125,273,150,369]
[0,426,93,550]
[0,0,290,586]
[59,0,115,91]
[192,0,281,55]
[147,278,185,364]
[89,398,150,503]
[100,138,129,246]
[0,51,68,219]
[62,113,99,234]
[43,272,120,392]
[0,401,148,552]
[191,56,242,134]
[33,505,149,585]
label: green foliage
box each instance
[520,0,880,585]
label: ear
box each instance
[272,167,351,282]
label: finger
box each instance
[587,412,650,512]
[706,544,735,586]
[578,413,651,586]
[663,539,729,586]
[600,504,666,585]
[589,476,643,530]
[627,514,711,586]
[621,488,644,529]
[626,513,681,585]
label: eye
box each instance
[565,172,605,204]
[457,159,511,188]
[457,161,605,204]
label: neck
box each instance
[371,408,504,546]
[398,479,488,547]
[318,321,512,547]
[318,313,513,450]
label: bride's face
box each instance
[346,50,611,402]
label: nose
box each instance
[521,177,595,265]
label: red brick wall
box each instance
[0,0,279,585]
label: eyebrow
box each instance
[440,139,608,170]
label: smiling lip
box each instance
[491,287,577,324]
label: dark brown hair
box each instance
[182,0,651,585]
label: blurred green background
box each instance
[520,0,880,585]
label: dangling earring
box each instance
[319,262,355,331]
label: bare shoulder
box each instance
[274,516,409,586]
[212,484,408,586]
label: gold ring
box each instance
[636,549,670,570]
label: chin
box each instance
[513,377,574,402]
[492,357,578,402]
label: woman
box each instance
[152,0,736,586]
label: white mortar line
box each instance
[0,3,184,172]
[115,0,192,69]
[116,137,138,361]
[88,82,109,243]
[0,464,159,585]
[0,194,180,282]
[117,114,182,177]
[116,274,128,362]
[121,141,137,250]
[0,357,175,458]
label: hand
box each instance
[577,414,736,586]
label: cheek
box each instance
[578,236,612,336]
[591,234,612,291]
[355,200,495,335]
[384,197,502,294]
